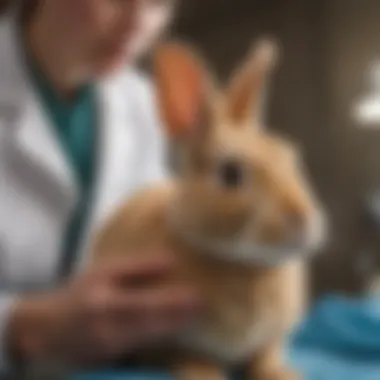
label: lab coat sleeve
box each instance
[0,294,17,372]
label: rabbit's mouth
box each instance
[182,230,325,266]
[173,229,318,267]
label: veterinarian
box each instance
[0,0,199,372]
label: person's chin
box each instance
[93,60,124,78]
[93,53,135,78]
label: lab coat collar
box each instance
[0,12,135,212]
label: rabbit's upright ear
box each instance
[153,42,213,141]
[225,39,278,126]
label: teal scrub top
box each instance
[27,58,97,279]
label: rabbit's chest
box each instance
[176,271,278,363]
[178,310,274,363]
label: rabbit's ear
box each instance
[153,42,212,140]
[225,39,278,126]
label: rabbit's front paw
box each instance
[255,368,300,380]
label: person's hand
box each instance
[7,255,200,366]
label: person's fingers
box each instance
[80,282,200,321]
[69,290,200,362]
[113,285,201,316]
[86,316,169,358]
[132,308,197,339]
[91,319,136,357]
[95,254,176,283]
[96,312,191,355]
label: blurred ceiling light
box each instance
[354,60,380,127]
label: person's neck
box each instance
[24,10,88,100]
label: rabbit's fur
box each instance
[93,40,327,380]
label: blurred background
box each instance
[0,1,377,378]
[168,0,380,299]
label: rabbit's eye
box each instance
[218,160,244,188]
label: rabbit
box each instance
[92,39,327,380]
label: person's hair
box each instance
[0,0,12,15]
[0,0,38,18]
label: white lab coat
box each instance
[0,12,168,369]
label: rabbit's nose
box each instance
[285,210,312,242]
[287,210,308,232]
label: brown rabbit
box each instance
[92,39,327,380]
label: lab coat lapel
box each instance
[75,73,140,271]
[14,93,79,204]
[0,13,78,207]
